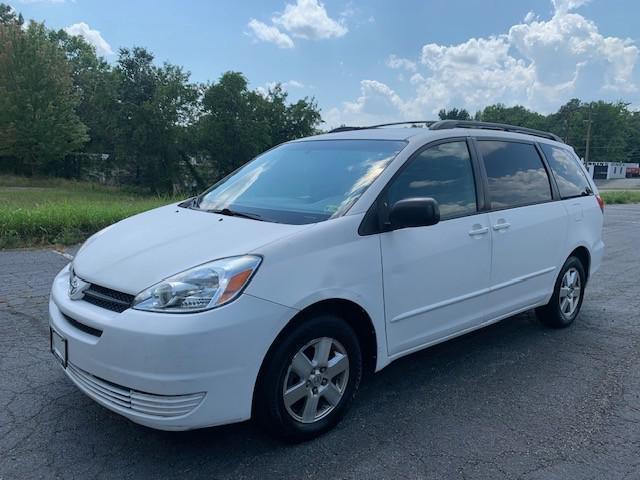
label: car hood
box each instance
[72,203,310,294]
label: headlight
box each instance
[132,255,261,313]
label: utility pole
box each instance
[584,105,593,166]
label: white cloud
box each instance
[248,0,346,48]
[285,80,304,88]
[327,0,639,127]
[325,80,420,127]
[64,22,113,56]
[551,0,591,14]
[256,80,306,97]
[247,19,294,48]
[274,0,347,39]
[386,54,417,72]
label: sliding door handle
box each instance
[492,222,511,231]
[468,226,489,236]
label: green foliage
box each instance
[0,21,88,175]
[438,108,471,120]
[195,73,321,179]
[49,28,116,158]
[0,4,22,26]
[475,104,548,130]
[109,47,198,193]
[600,190,640,205]
[0,175,176,248]
[475,100,640,163]
[0,3,322,194]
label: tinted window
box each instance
[387,141,477,220]
[541,144,592,198]
[479,140,551,209]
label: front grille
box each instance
[66,363,205,418]
[82,284,134,313]
[62,312,103,337]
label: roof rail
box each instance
[429,120,563,143]
[328,120,435,133]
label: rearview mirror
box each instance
[388,197,440,231]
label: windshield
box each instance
[195,139,406,224]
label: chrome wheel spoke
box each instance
[302,393,319,422]
[291,352,313,378]
[559,267,581,318]
[321,383,342,406]
[314,337,333,367]
[325,353,348,380]
[283,336,350,424]
[284,381,308,408]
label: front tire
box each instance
[254,314,363,442]
[536,256,586,328]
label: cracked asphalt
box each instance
[1,204,639,480]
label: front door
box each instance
[380,140,492,356]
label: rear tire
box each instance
[254,314,363,442]
[536,256,586,328]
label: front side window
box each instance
[195,140,406,224]
[386,141,477,220]
[541,144,592,199]
[478,140,552,209]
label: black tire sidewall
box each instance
[544,256,586,327]
[256,314,363,442]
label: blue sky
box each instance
[10,0,640,127]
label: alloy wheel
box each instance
[282,337,350,424]
[559,267,581,318]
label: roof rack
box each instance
[329,120,435,133]
[429,120,563,143]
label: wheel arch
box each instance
[251,298,378,415]
[568,245,591,283]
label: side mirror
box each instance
[388,197,440,231]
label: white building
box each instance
[586,162,639,180]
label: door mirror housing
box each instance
[388,197,440,231]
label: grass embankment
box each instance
[599,190,640,205]
[0,176,179,249]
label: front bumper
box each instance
[49,266,296,430]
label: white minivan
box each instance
[49,120,605,441]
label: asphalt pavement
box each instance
[1,204,639,480]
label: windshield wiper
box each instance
[208,208,264,221]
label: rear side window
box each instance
[540,144,592,198]
[478,140,552,209]
[386,141,477,220]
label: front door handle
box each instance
[492,221,511,231]
[468,226,489,236]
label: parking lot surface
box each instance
[1,204,640,480]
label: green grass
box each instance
[600,190,640,205]
[0,176,180,249]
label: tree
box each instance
[547,99,631,162]
[438,108,471,120]
[0,21,87,175]
[195,73,322,181]
[0,3,23,26]
[111,47,198,192]
[475,104,548,131]
[50,29,117,157]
